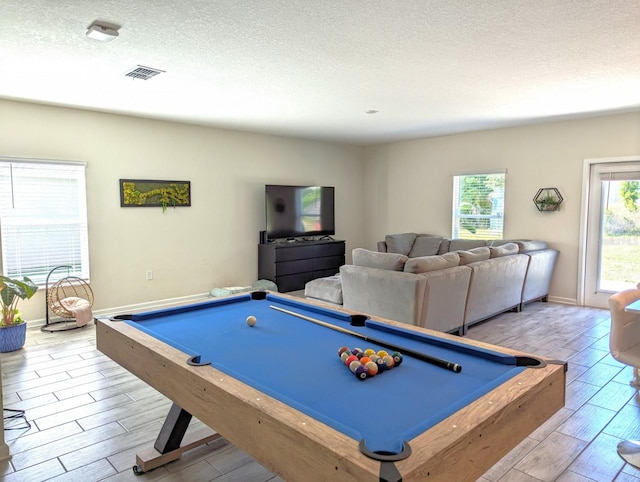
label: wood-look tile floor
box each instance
[1,301,639,481]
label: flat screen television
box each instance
[265,185,335,240]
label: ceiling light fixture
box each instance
[86,21,120,42]
[365,110,379,114]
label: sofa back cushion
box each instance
[516,240,548,253]
[487,239,519,247]
[385,233,417,256]
[449,239,488,251]
[408,236,442,257]
[457,247,491,265]
[353,248,408,271]
[489,242,520,258]
[404,252,460,274]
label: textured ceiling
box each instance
[1,0,639,144]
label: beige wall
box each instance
[3,98,639,321]
[0,99,365,322]
[363,112,640,305]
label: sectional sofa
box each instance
[305,233,558,335]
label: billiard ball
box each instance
[246,315,257,327]
[338,346,350,357]
[365,361,378,376]
[349,360,362,373]
[383,355,395,368]
[354,365,369,380]
[345,355,358,367]
[376,358,387,372]
[392,352,403,366]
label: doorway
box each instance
[583,158,640,308]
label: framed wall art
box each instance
[119,179,191,210]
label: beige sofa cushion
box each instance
[305,275,343,304]
[457,247,490,265]
[489,242,519,258]
[385,233,417,256]
[463,254,529,324]
[353,248,408,271]
[404,252,460,274]
[408,236,442,257]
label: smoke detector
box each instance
[86,21,120,42]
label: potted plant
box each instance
[0,276,38,352]
[533,188,564,212]
[535,195,561,211]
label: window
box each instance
[452,170,505,240]
[0,158,89,285]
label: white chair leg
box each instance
[619,440,640,468]
[620,366,640,467]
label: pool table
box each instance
[96,291,565,482]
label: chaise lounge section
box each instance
[340,249,472,334]
[306,233,559,335]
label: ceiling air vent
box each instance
[124,65,165,80]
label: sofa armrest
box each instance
[340,264,472,334]
[340,265,427,326]
[522,249,559,304]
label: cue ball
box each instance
[246,315,257,327]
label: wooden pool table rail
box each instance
[96,295,565,482]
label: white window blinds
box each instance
[0,158,90,285]
[452,170,506,240]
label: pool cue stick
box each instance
[270,305,462,373]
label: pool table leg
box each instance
[154,403,193,453]
[133,403,222,474]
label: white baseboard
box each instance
[547,296,577,305]
[31,292,212,327]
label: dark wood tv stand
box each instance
[258,240,345,292]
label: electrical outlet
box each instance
[146,270,153,280]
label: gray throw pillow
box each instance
[385,233,417,256]
[489,243,520,258]
[404,252,460,274]
[457,247,491,265]
[353,248,408,271]
[437,238,452,254]
[408,236,442,257]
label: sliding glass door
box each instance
[584,161,640,308]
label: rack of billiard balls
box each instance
[338,346,403,381]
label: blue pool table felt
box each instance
[125,293,526,455]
